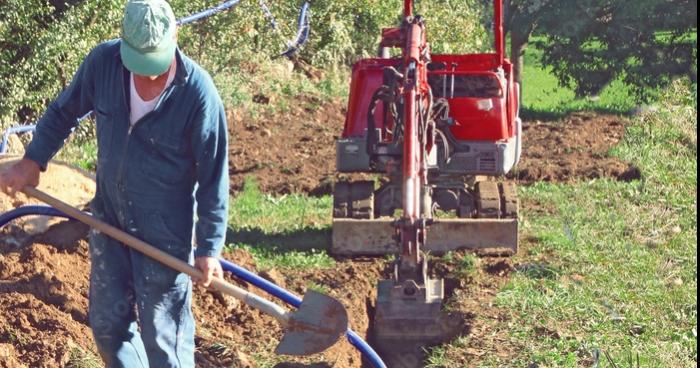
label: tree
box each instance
[503,0,697,101]
[503,0,552,88]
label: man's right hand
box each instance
[0,158,41,197]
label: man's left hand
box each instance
[194,256,223,288]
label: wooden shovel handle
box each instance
[22,186,290,323]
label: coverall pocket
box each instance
[148,211,192,245]
[94,108,114,160]
[140,134,187,185]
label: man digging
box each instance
[0,1,229,366]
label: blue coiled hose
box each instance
[0,205,386,368]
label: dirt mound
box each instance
[229,103,639,195]
[228,96,346,195]
[0,156,95,239]
[512,112,641,183]
[193,256,385,368]
[0,235,94,368]
[0,218,384,367]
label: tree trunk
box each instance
[510,31,528,88]
[510,26,532,105]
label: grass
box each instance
[225,177,335,270]
[442,251,478,278]
[521,39,638,120]
[0,327,28,347]
[56,138,97,172]
[430,80,697,367]
[65,343,102,368]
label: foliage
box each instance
[505,0,697,101]
[537,0,697,101]
[0,0,123,126]
[300,0,489,65]
[521,40,636,119]
[0,0,489,126]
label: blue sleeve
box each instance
[24,47,98,170]
[190,85,229,258]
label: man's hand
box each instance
[194,256,223,288]
[0,159,40,197]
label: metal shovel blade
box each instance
[275,290,349,356]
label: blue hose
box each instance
[0,124,37,155]
[0,205,71,224]
[177,0,243,26]
[218,259,387,368]
[0,206,387,368]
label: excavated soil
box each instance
[227,97,347,196]
[0,157,95,240]
[512,112,641,183]
[229,101,639,195]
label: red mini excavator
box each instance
[332,1,521,365]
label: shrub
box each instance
[0,0,489,127]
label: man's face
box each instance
[144,71,166,81]
[133,64,171,81]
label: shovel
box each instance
[22,186,349,356]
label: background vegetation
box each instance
[504,0,697,101]
[0,0,488,128]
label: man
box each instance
[0,1,228,366]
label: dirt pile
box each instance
[0,235,93,367]
[228,97,346,195]
[229,102,640,195]
[513,112,641,183]
[0,157,95,239]
[0,218,385,367]
[0,157,95,212]
[194,256,385,368]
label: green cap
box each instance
[120,0,177,76]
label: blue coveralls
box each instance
[24,40,229,367]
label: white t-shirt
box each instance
[129,63,177,126]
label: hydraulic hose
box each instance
[0,206,387,368]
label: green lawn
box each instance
[519,81,697,367]
[225,176,335,270]
[432,81,697,367]
[521,43,638,120]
